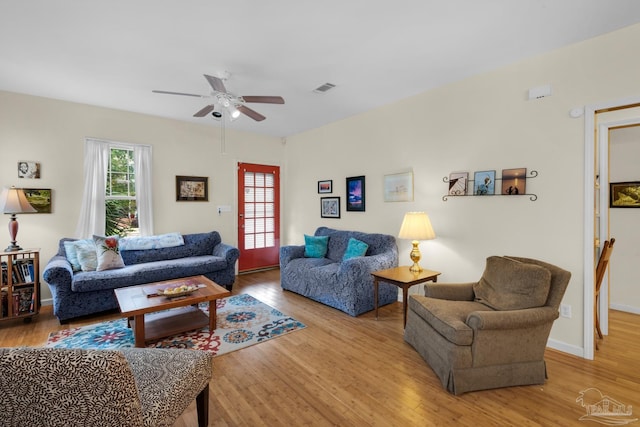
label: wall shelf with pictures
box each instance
[442,169,538,201]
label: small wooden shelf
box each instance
[1,249,40,323]
[442,170,538,201]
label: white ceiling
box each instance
[2,1,640,138]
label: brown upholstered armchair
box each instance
[404,256,571,395]
[0,347,213,427]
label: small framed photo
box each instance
[22,188,52,213]
[448,172,468,196]
[321,197,340,218]
[346,175,365,211]
[474,170,496,195]
[18,161,40,179]
[176,175,208,201]
[610,181,640,207]
[383,171,414,202]
[318,180,333,194]
[501,168,527,195]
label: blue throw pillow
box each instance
[304,235,329,258]
[343,238,369,260]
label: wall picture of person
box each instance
[17,161,41,179]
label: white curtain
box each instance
[75,138,109,238]
[134,144,154,236]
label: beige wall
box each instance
[283,23,640,354]
[0,91,284,303]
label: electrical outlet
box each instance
[560,304,572,318]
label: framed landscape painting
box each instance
[473,170,495,195]
[22,188,51,213]
[318,180,332,194]
[610,181,640,207]
[383,171,413,202]
[501,168,526,195]
[346,176,365,211]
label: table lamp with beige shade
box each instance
[398,211,436,273]
[0,186,37,252]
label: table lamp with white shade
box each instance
[398,211,436,273]
[0,186,37,252]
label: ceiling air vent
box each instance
[313,83,336,94]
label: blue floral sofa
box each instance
[43,231,239,323]
[280,227,399,316]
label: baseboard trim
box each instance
[610,304,640,315]
[547,338,584,358]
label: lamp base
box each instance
[408,240,423,273]
[5,243,22,252]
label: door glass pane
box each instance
[255,233,265,248]
[245,187,254,203]
[244,172,254,187]
[265,203,274,218]
[245,219,255,234]
[245,203,255,218]
[265,173,274,188]
[256,173,265,187]
[245,234,255,250]
[255,203,265,218]
[265,188,274,203]
[265,217,274,233]
[255,218,265,233]
[256,187,265,203]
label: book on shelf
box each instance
[13,286,34,314]
[11,259,35,284]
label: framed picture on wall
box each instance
[18,161,40,179]
[473,170,495,195]
[321,197,340,218]
[176,175,208,201]
[448,172,468,196]
[346,176,365,211]
[610,181,640,207]
[21,188,52,213]
[501,168,527,195]
[383,171,414,202]
[318,180,333,194]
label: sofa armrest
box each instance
[279,245,305,268]
[424,282,476,301]
[42,255,74,290]
[466,306,559,330]
[338,252,396,277]
[213,242,240,265]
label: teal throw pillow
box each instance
[304,234,329,258]
[343,238,369,261]
[63,240,83,272]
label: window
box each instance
[76,138,153,238]
[106,147,138,236]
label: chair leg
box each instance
[196,384,209,427]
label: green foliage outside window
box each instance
[105,148,138,236]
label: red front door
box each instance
[237,163,280,272]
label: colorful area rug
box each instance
[46,294,306,356]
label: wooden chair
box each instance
[595,238,615,350]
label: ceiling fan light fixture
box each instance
[229,106,241,119]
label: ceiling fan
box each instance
[153,74,285,122]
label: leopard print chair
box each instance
[0,347,213,427]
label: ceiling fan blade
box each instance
[152,90,204,98]
[204,74,227,93]
[241,96,285,104]
[193,105,215,117]
[237,105,266,122]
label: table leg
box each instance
[403,285,409,328]
[374,278,379,320]
[209,300,217,330]
[134,314,145,348]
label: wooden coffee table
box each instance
[114,275,231,347]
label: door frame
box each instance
[583,95,640,360]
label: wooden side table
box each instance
[371,266,441,327]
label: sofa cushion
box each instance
[71,255,227,293]
[304,234,329,258]
[315,227,392,262]
[473,256,552,310]
[94,235,125,271]
[121,231,220,266]
[343,238,369,260]
[409,295,493,345]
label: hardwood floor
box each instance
[1,270,639,426]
